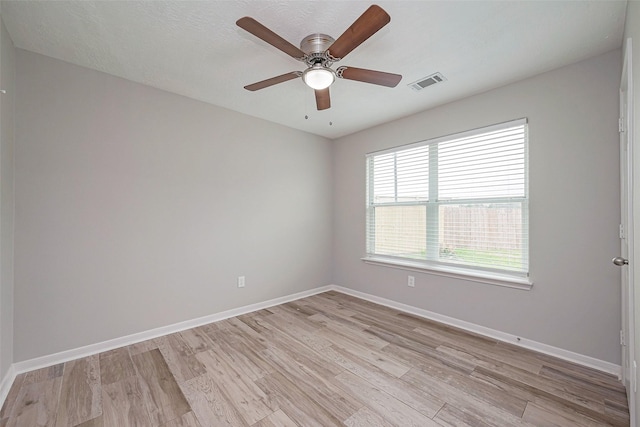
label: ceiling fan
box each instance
[236,5,402,111]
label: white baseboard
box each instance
[2,282,621,412]
[12,285,333,376]
[0,364,16,412]
[331,285,621,377]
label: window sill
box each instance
[361,256,533,290]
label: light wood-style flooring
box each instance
[0,291,630,426]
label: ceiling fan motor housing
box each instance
[300,33,336,66]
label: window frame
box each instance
[363,118,532,290]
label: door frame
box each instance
[621,37,636,423]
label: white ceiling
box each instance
[0,1,628,139]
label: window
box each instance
[365,118,529,284]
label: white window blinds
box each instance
[366,118,528,277]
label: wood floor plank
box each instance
[385,344,528,418]
[101,375,151,426]
[74,416,104,427]
[322,345,443,418]
[236,314,272,335]
[308,304,373,329]
[194,350,273,425]
[7,377,62,427]
[132,349,191,426]
[433,398,540,427]
[433,344,486,372]
[303,294,359,318]
[258,325,343,376]
[255,372,344,427]
[163,333,195,358]
[605,398,631,424]
[343,407,395,427]
[282,301,321,317]
[476,361,610,412]
[179,327,214,354]
[348,311,419,336]
[128,338,161,356]
[161,411,202,427]
[208,339,270,383]
[354,312,445,348]
[259,332,343,380]
[251,409,297,427]
[331,299,426,330]
[469,369,540,404]
[315,327,410,377]
[244,308,275,318]
[99,347,136,385]
[55,355,102,427]
[157,333,207,384]
[396,312,498,346]
[334,370,440,427]
[268,305,323,334]
[470,367,616,427]
[539,364,628,406]
[307,313,389,350]
[433,403,492,427]
[522,400,610,427]
[199,324,272,381]
[374,327,477,374]
[473,364,627,426]
[520,341,626,389]
[401,368,532,425]
[319,292,400,318]
[258,345,361,421]
[216,317,270,351]
[414,326,543,374]
[181,373,245,427]
[261,313,332,352]
[24,364,64,385]
[433,403,494,427]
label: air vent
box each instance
[408,73,446,91]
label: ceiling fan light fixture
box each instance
[303,65,335,90]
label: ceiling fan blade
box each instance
[338,66,402,87]
[236,17,306,60]
[327,5,390,60]
[244,72,301,91]
[315,88,331,110]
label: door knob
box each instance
[613,256,629,266]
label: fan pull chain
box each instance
[304,87,311,120]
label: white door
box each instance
[618,38,636,423]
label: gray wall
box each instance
[14,50,333,362]
[332,50,622,364]
[0,17,15,377]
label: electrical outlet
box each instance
[237,276,245,288]
[408,275,415,287]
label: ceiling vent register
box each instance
[409,73,446,91]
